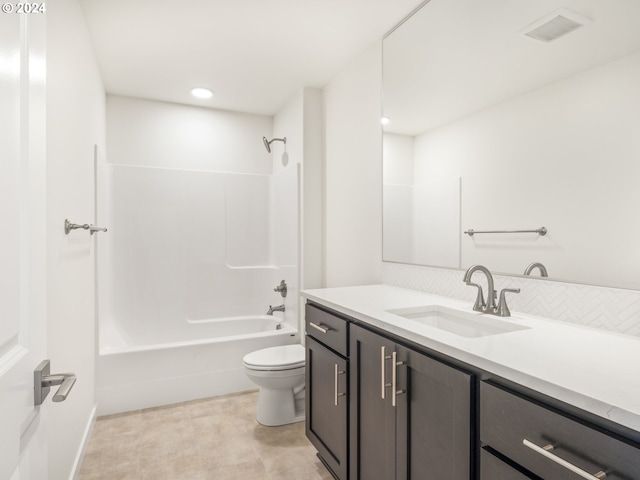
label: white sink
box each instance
[385,305,530,338]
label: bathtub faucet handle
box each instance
[274,280,287,298]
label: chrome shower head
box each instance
[262,136,287,153]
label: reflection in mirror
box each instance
[383,132,461,267]
[382,0,640,289]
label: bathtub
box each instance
[96,315,300,416]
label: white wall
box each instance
[272,90,304,329]
[382,134,414,262]
[301,89,324,291]
[382,132,460,267]
[382,133,414,185]
[47,0,106,477]
[323,41,383,287]
[272,88,323,334]
[106,95,272,174]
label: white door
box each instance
[0,11,48,480]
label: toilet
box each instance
[243,344,306,426]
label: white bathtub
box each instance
[96,315,300,415]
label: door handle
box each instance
[34,359,77,405]
[381,346,392,399]
[391,351,405,407]
[334,363,346,406]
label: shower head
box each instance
[262,136,287,153]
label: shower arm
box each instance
[263,136,287,153]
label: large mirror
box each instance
[382,0,640,290]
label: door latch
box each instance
[34,359,77,406]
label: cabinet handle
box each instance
[309,322,330,333]
[381,346,391,399]
[523,439,607,480]
[391,351,405,407]
[334,363,346,406]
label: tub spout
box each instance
[267,304,285,315]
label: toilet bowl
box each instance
[243,344,305,426]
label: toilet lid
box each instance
[243,344,305,371]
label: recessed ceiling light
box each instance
[381,117,390,125]
[191,87,213,99]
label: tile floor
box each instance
[78,390,335,480]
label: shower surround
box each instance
[96,163,299,415]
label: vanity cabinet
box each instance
[305,304,349,480]
[480,381,640,480]
[349,324,473,480]
[304,290,640,480]
[480,449,532,480]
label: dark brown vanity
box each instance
[304,300,640,480]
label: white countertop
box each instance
[302,284,640,433]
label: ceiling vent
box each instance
[522,9,592,43]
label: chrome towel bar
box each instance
[464,226,547,236]
[65,219,108,235]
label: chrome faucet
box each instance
[523,262,548,277]
[463,265,497,312]
[463,264,520,317]
[267,304,285,315]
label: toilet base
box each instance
[256,387,305,427]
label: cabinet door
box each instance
[306,335,348,480]
[350,325,396,480]
[395,345,473,480]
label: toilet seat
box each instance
[243,344,305,371]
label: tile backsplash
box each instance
[382,262,640,338]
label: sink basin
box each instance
[385,305,530,338]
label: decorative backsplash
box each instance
[382,262,640,338]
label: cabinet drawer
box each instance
[305,304,348,356]
[481,449,534,480]
[481,381,640,480]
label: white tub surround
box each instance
[302,285,640,433]
[95,160,300,415]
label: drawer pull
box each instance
[391,351,405,407]
[334,363,346,406]
[523,439,607,480]
[381,346,391,399]
[309,322,331,333]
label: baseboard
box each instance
[69,403,97,480]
